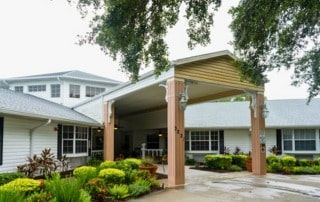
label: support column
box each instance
[250,92,266,175]
[103,101,115,161]
[167,78,185,187]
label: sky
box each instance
[0,0,313,100]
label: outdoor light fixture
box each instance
[261,104,269,119]
[179,85,189,111]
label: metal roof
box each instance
[185,99,320,129]
[4,70,122,85]
[0,88,100,126]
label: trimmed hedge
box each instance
[0,178,40,192]
[0,172,25,186]
[280,155,296,168]
[100,160,117,169]
[73,166,97,183]
[267,154,279,164]
[205,155,232,170]
[99,168,125,184]
[231,155,247,169]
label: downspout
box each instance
[29,119,51,156]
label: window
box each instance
[28,85,46,92]
[283,129,316,151]
[51,84,60,98]
[86,86,105,97]
[185,130,219,151]
[69,84,80,98]
[147,134,159,149]
[14,86,23,93]
[62,125,88,155]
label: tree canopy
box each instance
[75,0,221,81]
[230,0,320,100]
[74,0,320,100]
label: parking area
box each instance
[132,165,320,202]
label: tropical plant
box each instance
[85,178,108,200]
[268,145,281,155]
[26,191,53,202]
[17,155,40,178]
[107,184,130,201]
[128,178,151,197]
[57,154,69,172]
[38,148,57,177]
[44,174,90,202]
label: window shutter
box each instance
[0,117,3,165]
[276,129,282,154]
[219,130,224,154]
[57,124,62,159]
[88,127,92,156]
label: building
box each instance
[1,70,122,107]
[1,50,320,187]
[0,88,100,172]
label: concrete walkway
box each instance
[131,165,320,202]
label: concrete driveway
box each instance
[131,165,320,202]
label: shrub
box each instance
[85,178,108,199]
[129,178,151,197]
[205,155,232,170]
[185,156,197,165]
[45,174,90,202]
[292,167,320,174]
[26,191,53,202]
[0,190,25,202]
[267,154,279,164]
[0,178,40,193]
[267,162,282,173]
[100,160,117,169]
[231,155,247,169]
[73,166,97,184]
[123,158,142,170]
[298,159,314,167]
[98,168,125,184]
[228,165,243,172]
[318,157,320,165]
[0,172,25,186]
[280,156,296,168]
[107,184,130,200]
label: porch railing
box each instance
[141,143,163,159]
[91,150,103,159]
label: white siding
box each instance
[224,129,251,154]
[0,117,58,173]
[74,97,104,123]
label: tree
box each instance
[73,0,221,81]
[229,0,320,101]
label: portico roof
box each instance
[92,50,263,118]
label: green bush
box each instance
[0,172,25,186]
[0,178,40,193]
[228,165,243,172]
[205,155,232,170]
[45,174,91,202]
[107,184,130,200]
[0,190,25,202]
[267,154,279,164]
[98,168,125,184]
[298,159,314,167]
[73,166,97,183]
[292,166,320,174]
[231,155,247,169]
[318,157,320,165]
[123,158,142,170]
[128,178,151,197]
[267,162,282,173]
[280,156,296,168]
[100,160,117,169]
[185,156,197,165]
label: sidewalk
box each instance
[131,165,320,202]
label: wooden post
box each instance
[167,78,185,187]
[103,101,115,161]
[250,92,266,175]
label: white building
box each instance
[1,70,122,107]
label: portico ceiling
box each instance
[103,50,264,118]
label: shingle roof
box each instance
[0,88,100,126]
[4,70,122,85]
[185,99,320,129]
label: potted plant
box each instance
[139,157,158,177]
[245,152,252,172]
